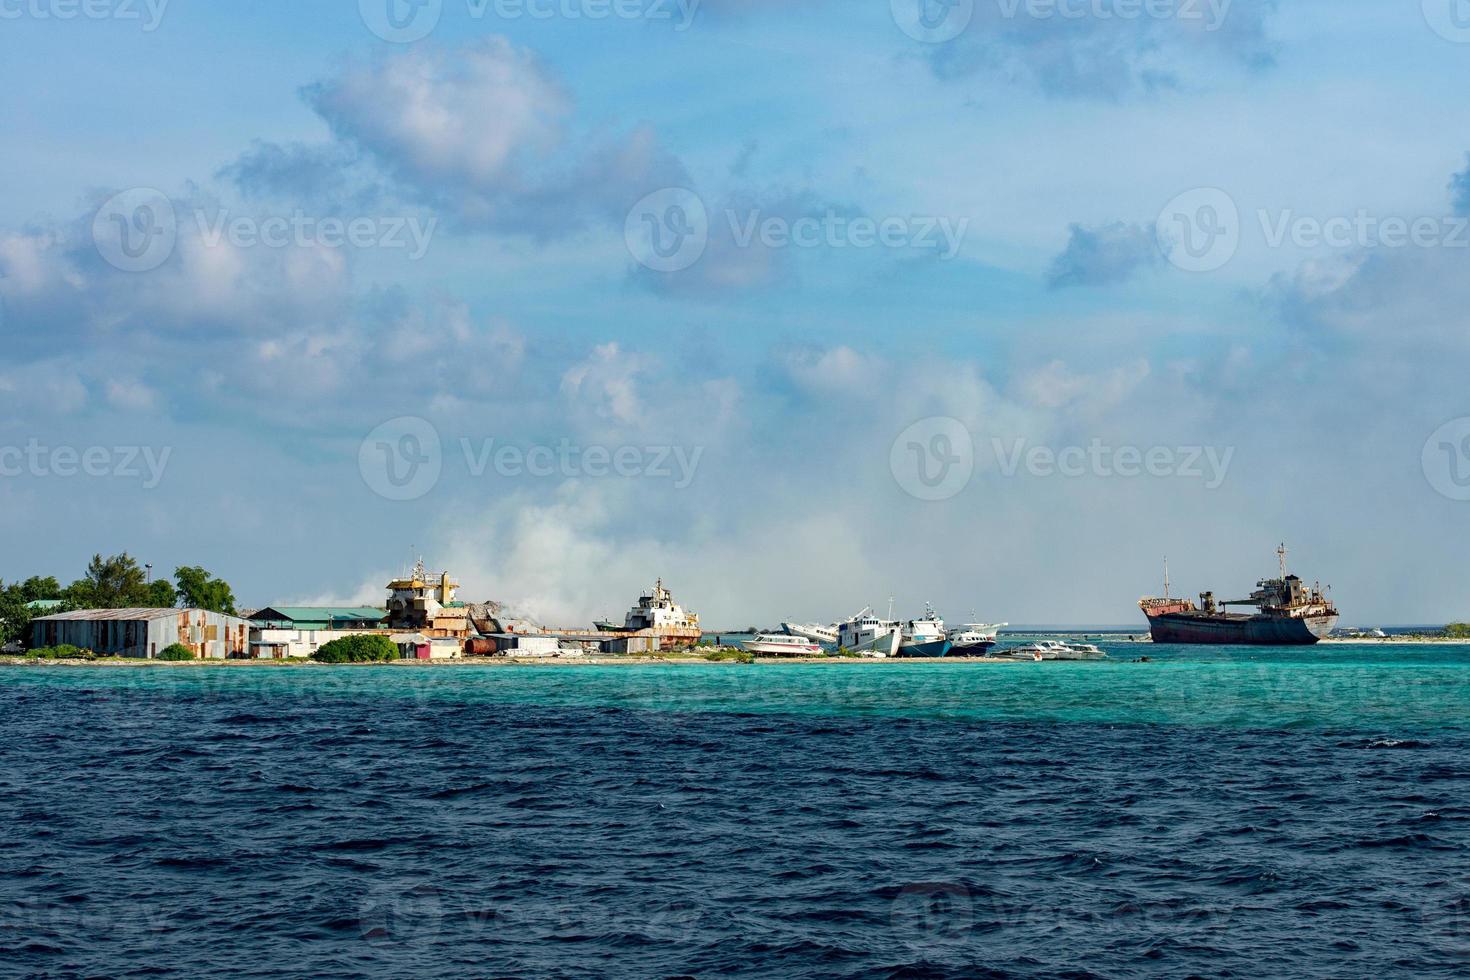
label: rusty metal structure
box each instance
[385,560,470,638]
[1139,544,1340,645]
[31,608,251,659]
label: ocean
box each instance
[3,643,1470,977]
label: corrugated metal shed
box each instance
[32,608,252,659]
[35,608,183,622]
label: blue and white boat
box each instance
[898,604,952,658]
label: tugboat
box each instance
[1139,545,1339,646]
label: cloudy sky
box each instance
[2,0,1469,626]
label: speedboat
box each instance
[1000,640,1108,661]
[898,603,952,658]
[837,608,902,658]
[743,634,824,657]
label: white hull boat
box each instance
[837,608,902,659]
[1000,640,1107,662]
[782,621,839,645]
[743,634,824,657]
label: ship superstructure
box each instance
[611,578,703,649]
[1139,545,1338,645]
[386,559,470,637]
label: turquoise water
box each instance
[6,643,1470,976]
[4,643,1467,732]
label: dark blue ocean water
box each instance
[4,649,1470,977]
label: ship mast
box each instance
[1163,557,1170,599]
[1278,543,1288,579]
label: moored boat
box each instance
[897,603,952,658]
[782,621,839,645]
[949,620,1007,655]
[1139,546,1338,646]
[1000,640,1108,661]
[743,634,824,657]
[837,608,902,658]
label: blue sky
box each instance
[3,0,1469,625]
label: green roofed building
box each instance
[248,607,387,631]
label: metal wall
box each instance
[33,610,252,659]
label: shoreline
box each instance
[6,637,1470,669]
[0,654,1020,669]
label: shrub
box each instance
[157,644,196,661]
[311,634,401,664]
[24,645,91,660]
[1444,623,1470,639]
[703,648,754,664]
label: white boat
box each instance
[1000,640,1107,661]
[743,634,823,657]
[898,603,951,658]
[616,578,702,647]
[949,620,1007,655]
[782,621,839,645]
[837,608,902,658]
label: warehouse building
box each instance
[31,608,252,659]
[247,607,387,631]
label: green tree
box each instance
[146,579,178,608]
[66,553,151,609]
[173,566,236,615]
[0,586,32,648]
[15,577,62,603]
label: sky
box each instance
[2,0,1469,626]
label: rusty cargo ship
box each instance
[1139,546,1339,646]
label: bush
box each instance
[311,634,401,664]
[157,644,196,661]
[1444,623,1470,639]
[24,645,92,660]
[703,648,754,664]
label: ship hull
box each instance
[1145,611,1338,646]
[783,622,839,645]
[844,629,901,658]
[950,640,997,655]
[897,639,953,658]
